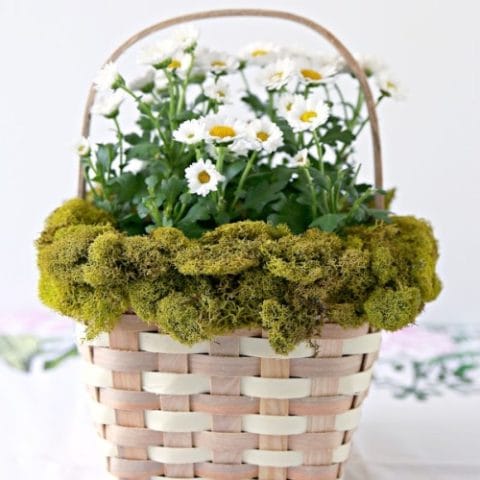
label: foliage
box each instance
[76,29,404,237]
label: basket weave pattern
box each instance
[78,314,380,480]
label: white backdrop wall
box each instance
[0,0,478,324]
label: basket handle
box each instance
[78,8,384,208]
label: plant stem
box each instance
[313,129,329,212]
[233,150,258,206]
[176,52,195,115]
[302,166,318,218]
[240,68,251,93]
[333,83,349,120]
[312,130,324,174]
[113,117,125,171]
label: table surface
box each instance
[1,314,479,480]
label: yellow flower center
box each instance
[211,60,226,68]
[197,170,211,184]
[209,125,236,138]
[300,111,318,123]
[256,131,270,142]
[252,49,268,57]
[168,59,181,69]
[301,68,322,81]
[386,81,396,90]
[271,71,284,82]
[286,102,293,112]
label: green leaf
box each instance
[126,143,161,161]
[275,118,296,153]
[321,125,355,146]
[108,173,145,203]
[161,176,186,205]
[241,92,266,114]
[310,213,348,232]
[178,197,215,230]
[223,160,245,182]
[124,133,142,145]
[268,197,310,234]
[244,168,291,214]
[137,116,154,131]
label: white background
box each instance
[0,0,478,324]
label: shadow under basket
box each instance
[77,313,381,480]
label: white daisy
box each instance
[173,119,205,145]
[141,93,154,105]
[173,25,199,50]
[276,92,301,118]
[91,90,125,118]
[270,151,293,168]
[127,68,155,92]
[154,70,169,91]
[357,54,387,77]
[260,58,296,90]
[198,49,239,74]
[185,159,225,196]
[290,148,310,167]
[75,136,91,157]
[94,62,122,91]
[139,39,177,68]
[203,77,232,103]
[298,58,337,84]
[245,117,284,154]
[287,95,330,132]
[239,42,279,65]
[167,52,193,78]
[376,71,405,100]
[203,113,245,143]
[229,138,256,156]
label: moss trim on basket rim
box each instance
[36,199,441,354]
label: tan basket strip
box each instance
[208,335,243,465]
[190,393,259,414]
[289,396,353,416]
[93,347,158,372]
[108,323,149,468]
[319,324,369,339]
[109,457,163,479]
[288,464,339,480]
[106,424,163,448]
[99,388,160,411]
[290,356,363,378]
[158,351,193,478]
[259,331,290,480]
[338,327,380,479]
[196,461,258,479]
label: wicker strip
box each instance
[78,316,380,479]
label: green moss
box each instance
[327,303,365,328]
[37,199,113,247]
[263,229,343,284]
[364,286,422,331]
[155,292,205,344]
[36,199,442,353]
[38,225,114,284]
[261,299,319,354]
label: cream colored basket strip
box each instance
[136,331,381,356]
[89,401,362,434]
[83,361,373,397]
[96,442,351,467]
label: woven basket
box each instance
[77,315,381,480]
[76,9,385,480]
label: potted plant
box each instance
[36,9,441,480]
